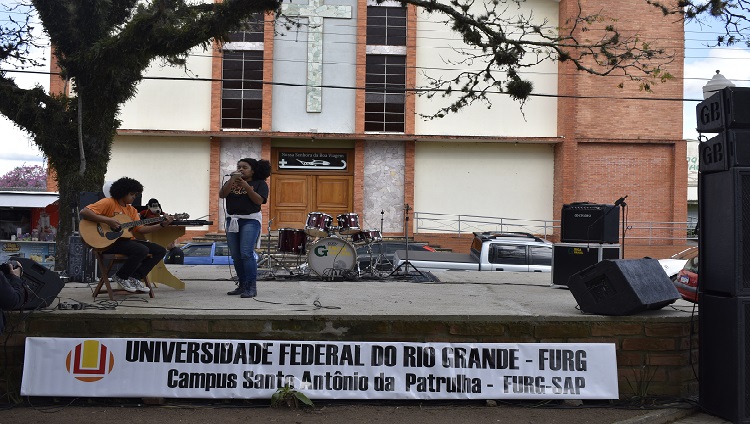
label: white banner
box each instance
[21,338,618,399]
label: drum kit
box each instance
[272,211,388,278]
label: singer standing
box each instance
[220,158,271,298]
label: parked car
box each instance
[392,232,553,272]
[356,241,435,271]
[658,246,697,279]
[672,247,698,303]
[171,242,234,265]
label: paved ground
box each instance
[15,265,727,423]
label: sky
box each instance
[1,8,749,177]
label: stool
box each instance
[92,250,155,300]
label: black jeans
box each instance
[105,238,166,280]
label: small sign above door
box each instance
[279,152,348,171]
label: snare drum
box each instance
[351,229,382,245]
[336,213,361,235]
[277,228,307,254]
[304,212,333,237]
[307,237,357,276]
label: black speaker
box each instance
[552,243,621,287]
[700,167,750,296]
[67,234,94,283]
[13,257,64,310]
[567,259,680,316]
[696,86,750,133]
[560,203,620,243]
[699,130,750,173]
[699,293,750,423]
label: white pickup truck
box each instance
[393,232,553,272]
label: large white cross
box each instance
[281,0,352,113]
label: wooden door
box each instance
[271,175,353,230]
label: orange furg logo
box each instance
[65,340,115,382]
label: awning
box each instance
[0,192,59,208]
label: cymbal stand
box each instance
[390,204,425,278]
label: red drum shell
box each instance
[304,212,333,237]
[352,229,382,244]
[278,228,307,254]
[336,213,361,235]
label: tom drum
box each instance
[336,213,361,235]
[304,212,333,237]
[351,229,382,245]
[307,237,357,276]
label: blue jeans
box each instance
[225,218,260,285]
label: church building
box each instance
[54,0,686,253]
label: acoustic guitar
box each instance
[80,213,189,249]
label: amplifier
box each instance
[560,203,620,243]
[13,257,64,310]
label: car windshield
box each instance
[183,244,211,257]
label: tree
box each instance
[0,164,47,188]
[647,0,750,47]
[0,0,676,269]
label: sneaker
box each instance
[112,275,137,293]
[130,278,151,293]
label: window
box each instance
[222,50,263,129]
[215,244,231,257]
[183,245,211,257]
[489,244,527,265]
[365,5,406,133]
[365,55,405,132]
[222,14,264,129]
[529,246,552,266]
[367,6,406,46]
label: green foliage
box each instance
[0,0,282,270]
[271,384,314,409]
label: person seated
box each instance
[79,177,173,293]
[1,258,27,335]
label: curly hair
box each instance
[109,177,144,199]
[239,158,272,181]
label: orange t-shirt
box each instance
[85,198,143,235]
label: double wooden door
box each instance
[270,174,353,231]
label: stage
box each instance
[4,266,699,400]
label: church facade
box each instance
[66,0,685,250]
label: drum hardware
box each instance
[257,218,293,276]
[389,204,426,278]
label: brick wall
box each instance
[1,314,698,399]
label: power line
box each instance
[0,67,713,103]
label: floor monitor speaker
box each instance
[567,258,680,316]
[13,257,64,310]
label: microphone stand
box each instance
[256,218,291,276]
[390,204,425,278]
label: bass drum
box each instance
[307,237,357,276]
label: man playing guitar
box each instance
[79,177,174,294]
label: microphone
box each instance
[224,173,241,176]
[614,195,628,207]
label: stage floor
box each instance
[52,265,698,320]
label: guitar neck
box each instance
[121,216,164,229]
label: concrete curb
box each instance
[613,408,698,424]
